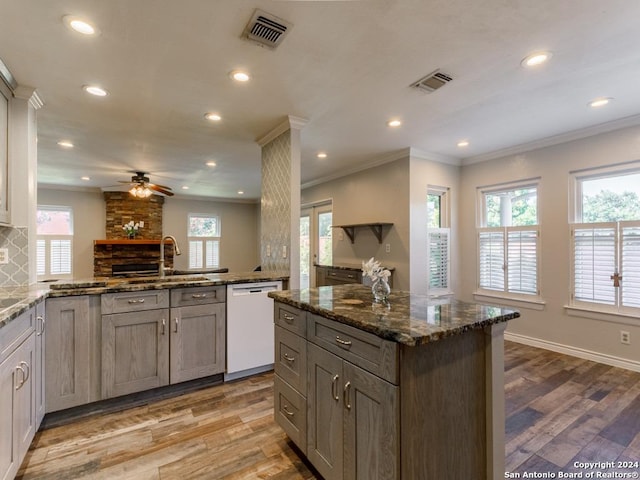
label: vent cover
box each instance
[243,9,292,49]
[411,70,453,93]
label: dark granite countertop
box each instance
[0,271,289,331]
[268,284,520,347]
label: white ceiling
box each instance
[2,0,640,200]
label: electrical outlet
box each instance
[266,244,271,257]
[0,248,8,264]
[385,243,391,253]
[620,330,631,345]
[338,230,344,241]
[282,245,287,258]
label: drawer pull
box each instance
[347,274,354,279]
[335,336,352,347]
[161,318,166,335]
[331,374,340,401]
[282,404,295,417]
[14,364,26,390]
[128,298,145,304]
[283,313,295,323]
[174,318,179,333]
[344,381,352,410]
[283,353,295,363]
[20,361,30,383]
[36,315,44,336]
[191,293,208,299]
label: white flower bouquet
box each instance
[122,220,141,237]
[361,257,391,282]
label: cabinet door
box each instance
[34,301,45,428]
[307,343,344,480]
[45,296,91,412]
[169,303,225,384]
[343,362,399,480]
[0,346,19,480]
[0,82,10,225]
[102,309,169,398]
[14,335,35,466]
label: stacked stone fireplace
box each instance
[93,192,174,277]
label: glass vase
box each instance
[371,278,391,303]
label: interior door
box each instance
[300,202,333,289]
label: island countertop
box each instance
[268,284,520,347]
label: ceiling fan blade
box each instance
[148,182,172,190]
[118,180,135,184]
[149,184,174,196]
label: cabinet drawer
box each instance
[170,286,225,307]
[274,374,307,454]
[274,303,306,336]
[326,268,360,283]
[101,289,169,314]
[0,306,34,364]
[275,325,307,393]
[307,314,398,385]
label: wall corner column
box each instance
[257,115,307,289]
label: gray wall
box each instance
[37,188,260,277]
[459,124,640,366]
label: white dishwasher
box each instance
[225,281,282,381]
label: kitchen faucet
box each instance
[159,235,181,277]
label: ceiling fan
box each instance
[119,171,174,197]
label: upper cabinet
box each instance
[0,78,10,225]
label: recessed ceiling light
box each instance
[457,140,470,148]
[57,140,74,148]
[83,85,108,97]
[317,152,327,159]
[81,176,90,181]
[237,190,244,195]
[387,119,402,128]
[589,97,613,108]
[63,15,99,35]
[230,70,250,82]
[206,161,217,167]
[205,113,222,122]
[521,51,552,68]
[181,186,190,190]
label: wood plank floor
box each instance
[17,342,640,479]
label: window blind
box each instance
[479,230,505,291]
[572,224,616,305]
[428,228,449,290]
[507,229,538,294]
[621,223,640,309]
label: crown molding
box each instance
[463,113,640,165]
[301,148,411,190]
[409,147,462,166]
[13,85,44,109]
[256,115,309,146]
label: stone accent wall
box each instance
[104,191,164,239]
[94,242,174,277]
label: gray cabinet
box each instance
[274,302,399,480]
[316,266,361,287]
[307,336,399,480]
[101,290,170,399]
[0,80,10,225]
[169,286,226,384]
[45,296,101,412]
[0,307,36,480]
[34,300,45,428]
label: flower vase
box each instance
[128,233,135,240]
[371,278,391,303]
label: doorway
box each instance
[300,201,332,288]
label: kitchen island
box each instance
[269,285,520,480]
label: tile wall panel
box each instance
[0,226,29,286]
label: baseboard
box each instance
[224,364,274,382]
[504,332,640,373]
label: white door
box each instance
[300,202,333,288]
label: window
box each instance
[570,165,640,314]
[300,202,332,289]
[477,181,540,298]
[427,188,451,295]
[188,214,220,270]
[37,206,73,280]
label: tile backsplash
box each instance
[0,226,29,286]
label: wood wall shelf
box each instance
[331,223,393,244]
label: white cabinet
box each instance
[0,79,10,225]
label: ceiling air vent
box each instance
[411,70,453,93]
[242,9,292,49]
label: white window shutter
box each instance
[428,228,449,290]
[189,240,203,269]
[572,225,616,305]
[479,230,505,291]
[49,239,72,275]
[621,223,640,309]
[507,228,538,294]
[205,240,220,268]
[36,239,46,276]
